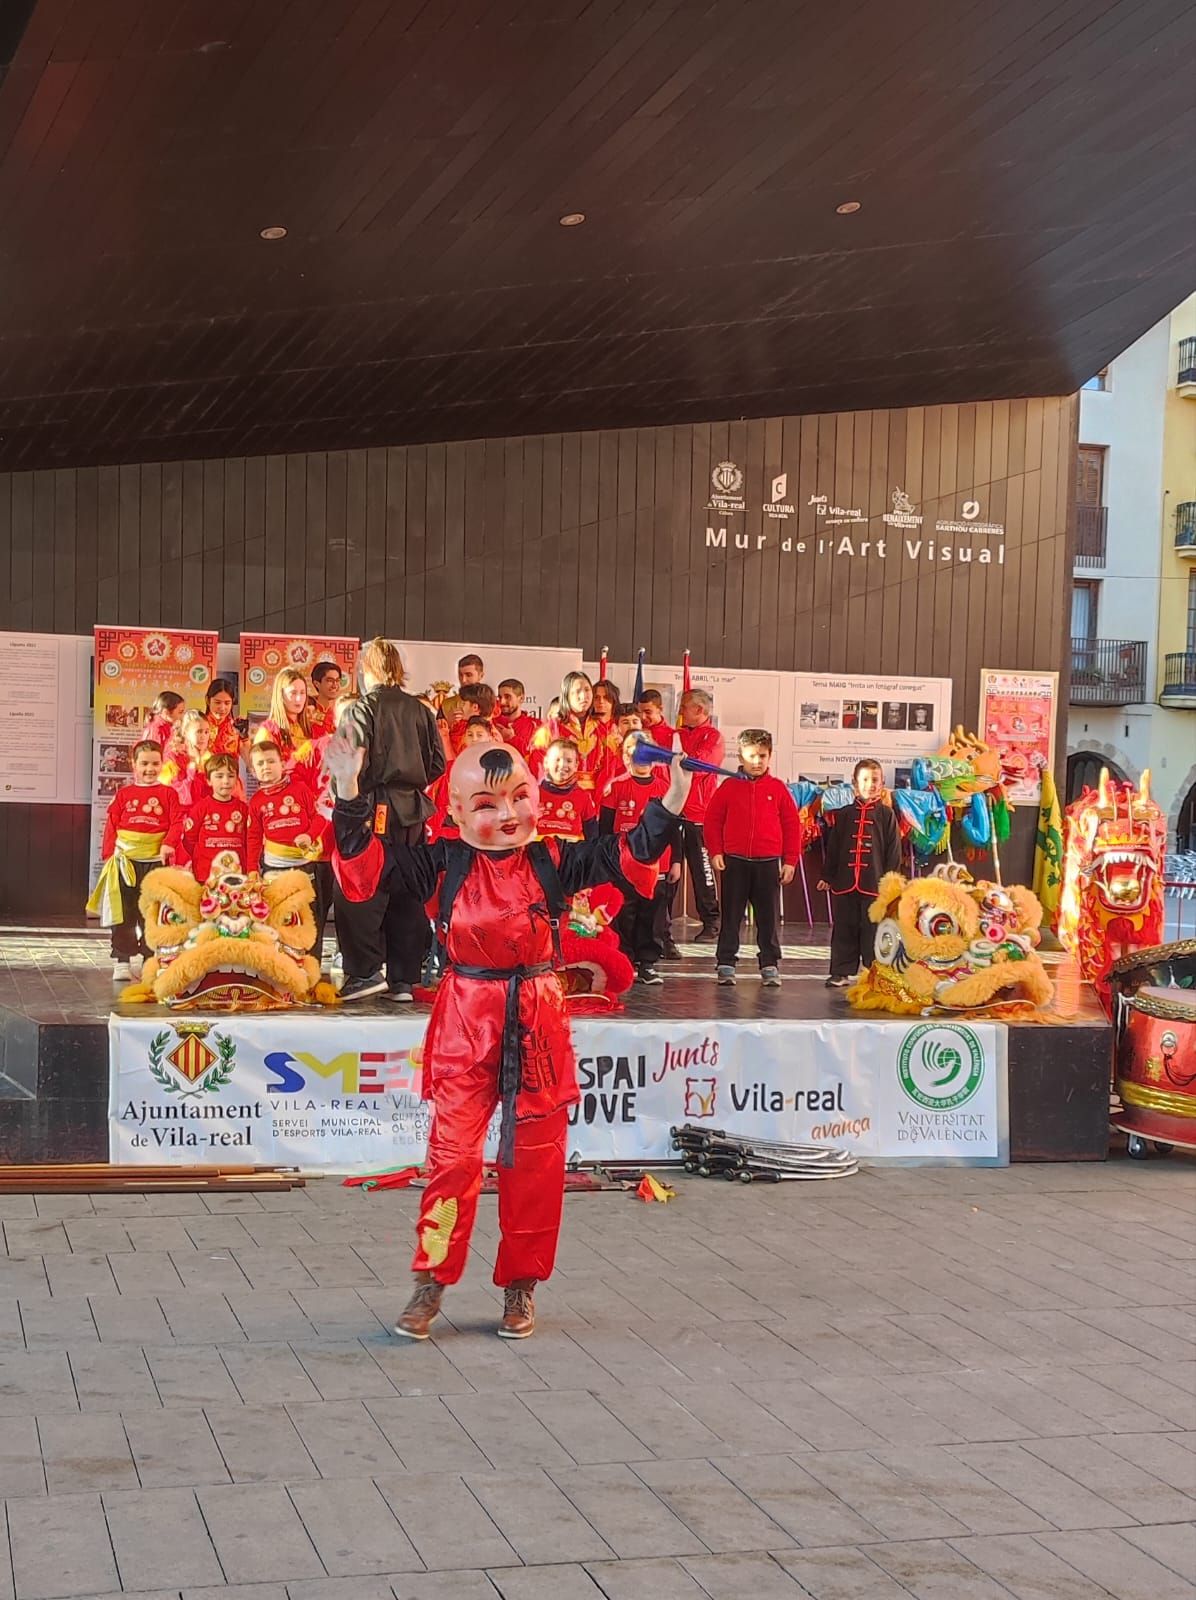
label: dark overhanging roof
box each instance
[0,0,1192,471]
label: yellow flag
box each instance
[1033,768,1064,926]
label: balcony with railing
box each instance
[1161,651,1196,709]
[1073,504,1108,568]
[1180,335,1196,393]
[1177,502,1196,557]
[1070,638,1148,706]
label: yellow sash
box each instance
[263,838,322,869]
[85,828,165,926]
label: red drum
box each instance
[1109,941,1196,1157]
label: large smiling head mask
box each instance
[449,742,541,850]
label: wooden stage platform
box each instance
[1,923,1112,1167]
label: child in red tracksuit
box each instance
[703,728,802,987]
[165,754,248,884]
[600,732,680,984]
[536,738,598,842]
[247,741,332,943]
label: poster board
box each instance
[978,669,1058,802]
[239,633,360,727]
[87,627,219,893]
[395,639,581,720]
[789,672,952,787]
[0,631,92,804]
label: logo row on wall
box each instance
[707,463,1005,536]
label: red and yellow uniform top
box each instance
[167,795,249,885]
[159,753,212,810]
[205,713,242,760]
[247,778,329,872]
[309,703,338,741]
[100,781,182,860]
[255,717,318,785]
[493,710,540,756]
[87,780,183,926]
[599,769,673,871]
[528,712,605,789]
[536,780,598,842]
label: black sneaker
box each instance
[825,975,851,989]
[637,964,664,986]
[661,940,682,960]
[339,973,388,1002]
[693,925,719,944]
[386,983,414,1003]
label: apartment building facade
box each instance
[1067,292,1196,853]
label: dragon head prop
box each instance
[847,865,1054,1015]
[125,868,333,1010]
[1059,768,1166,1011]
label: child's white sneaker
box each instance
[130,955,144,979]
[112,962,133,983]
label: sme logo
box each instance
[264,1046,422,1095]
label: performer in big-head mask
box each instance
[323,730,689,1341]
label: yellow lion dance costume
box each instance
[122,867,337,1010]
[847,866,1055,1016]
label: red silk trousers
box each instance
[412,1057,569,1287]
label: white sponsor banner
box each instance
[110,1014,1007,1168]
[0,631,92,804]
[791,671,952,788]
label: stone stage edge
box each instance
[0,924,1112,1167]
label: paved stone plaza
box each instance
[0,1159,1193,1600]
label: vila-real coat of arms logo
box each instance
[147,1021,236,1097]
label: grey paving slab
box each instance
[103,1486,225,1591]
[36,1412,138,1494]
[67,1347,160,1414]
[364,1395,493,1474]
[949,1441,1140,1529]
[376,1470,519,1570]
[631,1457,794,1553]
[1037,1528,1196,1599]
[794,1451,971,1542]
[0,1416,43,1500]
[518,1390,652,1465]
[771,1545,921,1598]
[144,1345,242,1407]
[290,1340,400,1401]
[218,1343,322,1405]
[444,1391,576,1470]
[122,1406,230,1488]
[201,1403,319,1483]
[487,1567,604,1599]
[464,1468,615,1565]
[713,1453,887,1548]
[8,1491,120,1599]
[550,1462,707,1559]
[678,1552,820,1597]
[18,1297,99,1350]
[285,1398,404,1478]
[1021,1432,1196,1523]
[581,1557,711,1599]
[1117,1522,1196,1582]
[284,1478,423,1576]
[0,1351,77,1417]
[390,1570,501,1599]
[195,1482,324,1584]
[946,1533,1139,1600]
[866,1537,1029,1599]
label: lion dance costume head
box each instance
[847,865,1054,1015]
[124,867,334,1010]
[1059,768,1165,1013]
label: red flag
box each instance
[599,644,609,679]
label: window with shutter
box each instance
[1075,445,1105,506]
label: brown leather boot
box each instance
[393,1273,445,1340]
[497,1279,536,1339]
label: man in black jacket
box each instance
[337,637,446,1001]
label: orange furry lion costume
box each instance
[847,867,1054,1015]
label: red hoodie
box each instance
[704,772,803,864]
[169,795,249,884]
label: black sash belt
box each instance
[449,962,554,1167]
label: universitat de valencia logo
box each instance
[897,1024,984,1111]
[147,1022,236,1097]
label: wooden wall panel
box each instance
[0,395,1078,916]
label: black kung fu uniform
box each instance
[823,798,902,977]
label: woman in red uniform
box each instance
[256,667,318,785]
[529,670,604,790]
[325,732,688,1342]
[204,678,249,763]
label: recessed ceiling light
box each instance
[259,225,287,240]
[835,201,861,215]
[558,212,586,227]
